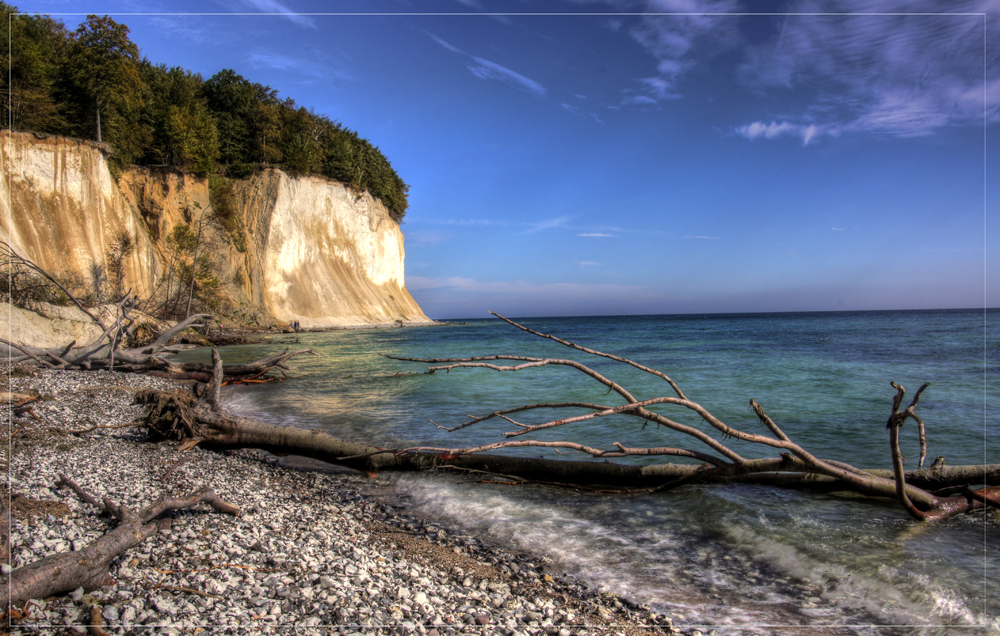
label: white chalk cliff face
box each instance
[0,133,159,293]
[1,131,431,327]
[242,170,429,326]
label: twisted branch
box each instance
[383,313,989,519]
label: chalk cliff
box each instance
[1,131,431,327]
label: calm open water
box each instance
[177,309,999,634]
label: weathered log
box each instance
[133,332,1000,521]
[0,474,239,607]
[176,348,317,376]
[135,360,1000,494]
[377,314,1000,520]
[0,313,213,371]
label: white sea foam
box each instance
[389,473,997,632]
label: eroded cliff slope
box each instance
[2,131,431,327]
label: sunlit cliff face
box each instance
[1,131,430,327]
[0,133,161,294]
[253,171,427,326]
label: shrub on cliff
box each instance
[208,176,247,253]
[0,262,70,310]
[149,223,224,320]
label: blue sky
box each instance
[17,0,1000,319]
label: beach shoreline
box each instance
[4,364,683,635]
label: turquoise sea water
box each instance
[177,309,999,634]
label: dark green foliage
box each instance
[0,4,71,132]
[201,69,259,165]
[225,163,256,179]
[68,14,147,174]
[0,5,409,220]
[317,120,410,222]
[141,63,219,176]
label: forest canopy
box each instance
[0,5,410,221]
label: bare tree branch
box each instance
[1,241,107,329]
[0,474,239,606]
[378,314,995,521]
[489,311,689,400]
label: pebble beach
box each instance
[4,365,687,636]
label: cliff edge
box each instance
[1,131,432,327]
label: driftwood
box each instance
[1,474,239,607]
[3,241,317,377]
[4,306,316,377]
[377,313,999,521]
[4,297,315,378]
[138,346,1000,522]
[2,306,213,372]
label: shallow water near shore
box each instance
[175,309,999,633]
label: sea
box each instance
[174,309,998,634]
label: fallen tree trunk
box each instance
[1,475,239,607]
[2,242,316,376]
[136,351,1000,496]
[140,322,1000,522]
[4,317,315,377]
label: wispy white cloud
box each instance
[427,31,466,55]
[405,276,643,299]
[149,17,220,45]
[734,120,834,146]
[578,233,615,237]
[525,215,570,233]
[577,261,604,267]
[735,0,998,140]
[425,30,547,99]
[468,57,548,98]
[406,276,477,291]
[406,230,455,247]
[454,0,513,24]
[246,51,349,81]
[622,0,742,106]
[621,94,660,107]
[422,217,510,227]
[407,275,658,319]
[240,0,315,29]
[560,102,604,124]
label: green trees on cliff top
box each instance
[0,6,409,221]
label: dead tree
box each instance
[376,313,999,521]
[3,288,316,378]
[1,475,239,607]
[138,343,999,521]
[1,240,107,329]
[3,239,317,378]
[2,305,210,372]
[3,314,315,377]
